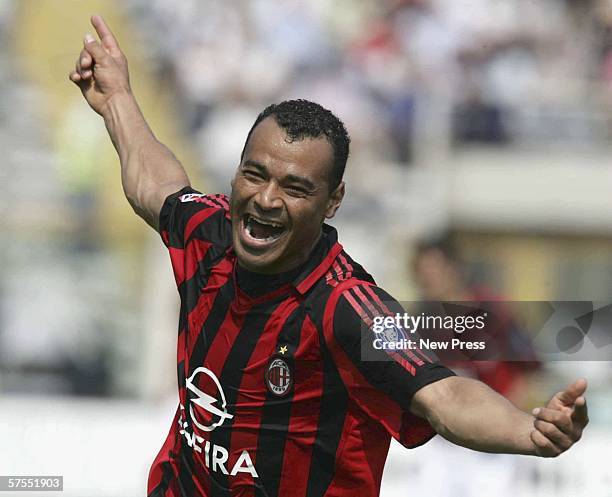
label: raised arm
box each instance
[411,376,588,457]
[69,15,190,230]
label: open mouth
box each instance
[242,214,286,244]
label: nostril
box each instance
[254,196,282,212]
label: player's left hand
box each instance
[530,378,589,457]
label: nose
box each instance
[254,181,283,212]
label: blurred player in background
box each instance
[69,15,588,497]
[412,235,540,405]
[409,235,541,497]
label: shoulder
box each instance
[159,187,232,249]
[327,280,403,337]
[307,248,402,333]
[317,249,399,319]
[175,191,230,211]
[319,249,375,291]
[320,250,409,345]
[305,248,375,307]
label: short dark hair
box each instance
[240,99,350,191]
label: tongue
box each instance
[251,220,281,239]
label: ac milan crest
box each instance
[265,358,292,397]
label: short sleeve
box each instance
[158,187,232,287]
[324,282,455,448]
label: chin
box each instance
[232,240,280,274]
[232,221,293,273]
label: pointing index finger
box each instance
[90,14,121,55]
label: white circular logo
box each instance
[373,322,408,343]
[265,358,292,397]
[186,367,233,432]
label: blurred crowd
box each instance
[2,0,612,401]
[129,0,612,183]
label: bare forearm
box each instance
[103,91,190,229]
[417,377,536,455]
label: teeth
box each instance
[244,214,284,242]
[246,215,283,229]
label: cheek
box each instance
[286,202,326,238]
[292,193,329,216]
[231,181,255,208]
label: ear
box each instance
[325,181,345,219]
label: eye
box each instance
[285,185,309,197]
[243,169,265,182]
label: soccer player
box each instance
[69,16,589,497]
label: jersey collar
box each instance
[229,224,343,301]
[293,224,343,295]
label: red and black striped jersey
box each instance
[148,187,455,497]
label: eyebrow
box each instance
[243,160,267,173]
[243,160,317,191]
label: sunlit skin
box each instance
[230,117,345,274]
